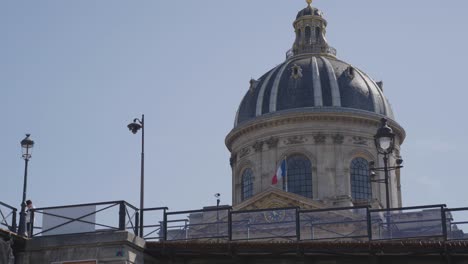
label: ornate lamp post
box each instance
[214,193,221,220]
[373,118,395,210]
[18,134,34,236]
[214,193,220,237]
[127,115,144,237]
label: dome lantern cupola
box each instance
[292,0,335,56]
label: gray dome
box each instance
[234,55,394,127]
[233,3,395,127]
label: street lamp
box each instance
[371,118,405,210]
[214,193,221,208]
[214,193,221,237]
[127,115,144,237]
[18,134,34,236]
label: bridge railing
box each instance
[300,206,369,241]
[163,206,231,242]
[164,204,468,242]
[140,207,167,241]
[231,207,298,241]
[2,199,467,242]
[369,204,446,241]
[0,201,17,232]
[30,201,138,237]
[445,207,468,241]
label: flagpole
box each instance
[272,160,278,186]
[285,156,288,192]
[282,162,286,191]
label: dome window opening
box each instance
[249,79,258,93]
[290,64,303,80]
[346,66,355,80]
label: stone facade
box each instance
[15,231,147,264]
[227,111,405,209]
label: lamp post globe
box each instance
[18,134,34,236]
[21,134,34,160]
[127,121,142,134]
[374,118,395,155]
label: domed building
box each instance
[226,0,405,210]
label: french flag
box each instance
[272,159,287,185]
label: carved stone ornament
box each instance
[352,136,368,145]
[284,136,307,145]
[265,137,279,149]
[249,79,258,93]
[290,64,303,80]
[332,134,344,144]
[252,141,264,152]
[239,147,251,158]
[229,153,237,168]
[345,66,355,80]
[313,134,326,144]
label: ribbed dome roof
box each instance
[234,55,394,127]
[233,3,395,128]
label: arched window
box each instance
[305,26,311,45]
[286,155,312,198]
[315,27,321,43]
[297,29,302,44]
[350,158,372,200]
[241,168,254,201]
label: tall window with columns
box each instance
[286,155,313,198]
[241,168,254,201]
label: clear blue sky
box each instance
[1,0,467,212]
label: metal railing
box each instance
[231,207,298,241]
[163,204,468,242]
[0,201,17,232]
[140,207,167,241]
[369,204,446,241]
[163,206,231,242]
[300,206,369,241]
[30,201,138,237]
[445,207,468,241]
[285,46,337,59]
[2,199,467,242]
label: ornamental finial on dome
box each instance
[306,0,312,6]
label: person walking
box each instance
[25,200,35,237]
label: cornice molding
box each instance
[226,110,406,150]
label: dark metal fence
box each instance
[445,207,468,241]
[30,201,138,237]
[0,201,17,232]
[2,199,467,242]
[369,204,446,241]
[163,204,468,242]
[163,206,231,242]
[140,207,167,241]
[300,206,368,241]
[231,207,298,241]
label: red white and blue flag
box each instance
[272,159,287,185]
